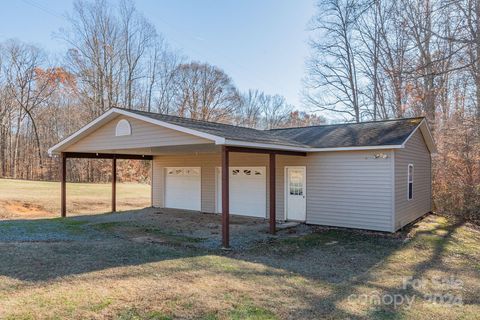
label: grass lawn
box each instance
[0,178,151,219]
[0,179,479,319]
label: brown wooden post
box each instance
[269,153,276,234]
[112,156,117,212]
[60,152,66,217]
[221,146,230,248]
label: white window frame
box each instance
[407,164,414,200]
[115,119,132,136]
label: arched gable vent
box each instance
[115,119,132,136]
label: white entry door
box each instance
[165,167,201,211]
[286,167,306,221]
[216,167,266,218]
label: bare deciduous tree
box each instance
[0,0,477,222]
[62,0,122,116]
[236,89,294,129]
[3,41,57,178]
[305,0,479,221]
[170,62,242,122]
[119,0,157,109]
[305,0,365,122]
[236,89,263,128]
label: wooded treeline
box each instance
[0,0,478,221]
[0,0,323,185]
[305,0,479,221]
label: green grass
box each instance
[277,229,368,247]
[116,308,172,320]
[0,178,150,218]
[92,221,206,243]
[0,181,479,319]
[89,298,113,312]
[228,304,277,320]
[91,221,124,230]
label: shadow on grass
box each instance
[370,218,470,318]
[0,208,267,282]
[0,210,206,282]
[0,210,476,319]
[353,218,471,319]
[222,216,474,319]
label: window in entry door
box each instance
[289,171,303,196]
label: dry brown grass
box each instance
[4,201,51,218]
[0,180,478,319]
[0,179,151,219]
[0,214,477,319]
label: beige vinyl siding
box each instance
[305,150,394,232]
[66,115,210,152]
[394,130,431,230]
[153,153,270,214]
[152,152,307,218]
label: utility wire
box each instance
[21,0,65,19]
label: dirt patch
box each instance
[131,236,169,244]
[0,214,478,319]
[94,222,207,247]
[2,201,53,218]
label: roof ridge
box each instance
[268,116,425,131]
[114,107,308,147]
[115,107,424,132]
[114,107,263,132]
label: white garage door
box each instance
[165,167,201,211]
[216,167,266,218]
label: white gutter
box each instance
[113,109,226,144]
[49,107,415,156]
[222,139,403,152]
[48,108,226,155]
[48,109,117,156]
[222,139,311,152]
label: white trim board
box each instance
[114,109,225,144]
[390,149,396,232]
[224,139,403,153]
[48,108,225,155]
[224,139,310,152]
[400,119,436,153]
[49,108,432,156]
[48,108,118,155]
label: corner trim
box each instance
[391,149,396,232]
[401,119,436,153]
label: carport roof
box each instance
[124,109,434,152]
[268,117,425,148]
[124,109,307,148]
[49,107,435,155]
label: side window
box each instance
[408,164,414,200]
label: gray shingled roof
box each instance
[125,109,308,147]
[124,109,423,149]
[268,118,424,148]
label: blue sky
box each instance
[0,0,315,108]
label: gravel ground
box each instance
[0,207,317,250]
[0,219,110,242]
[1,211,478,319]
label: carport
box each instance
[50,108,307,248]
